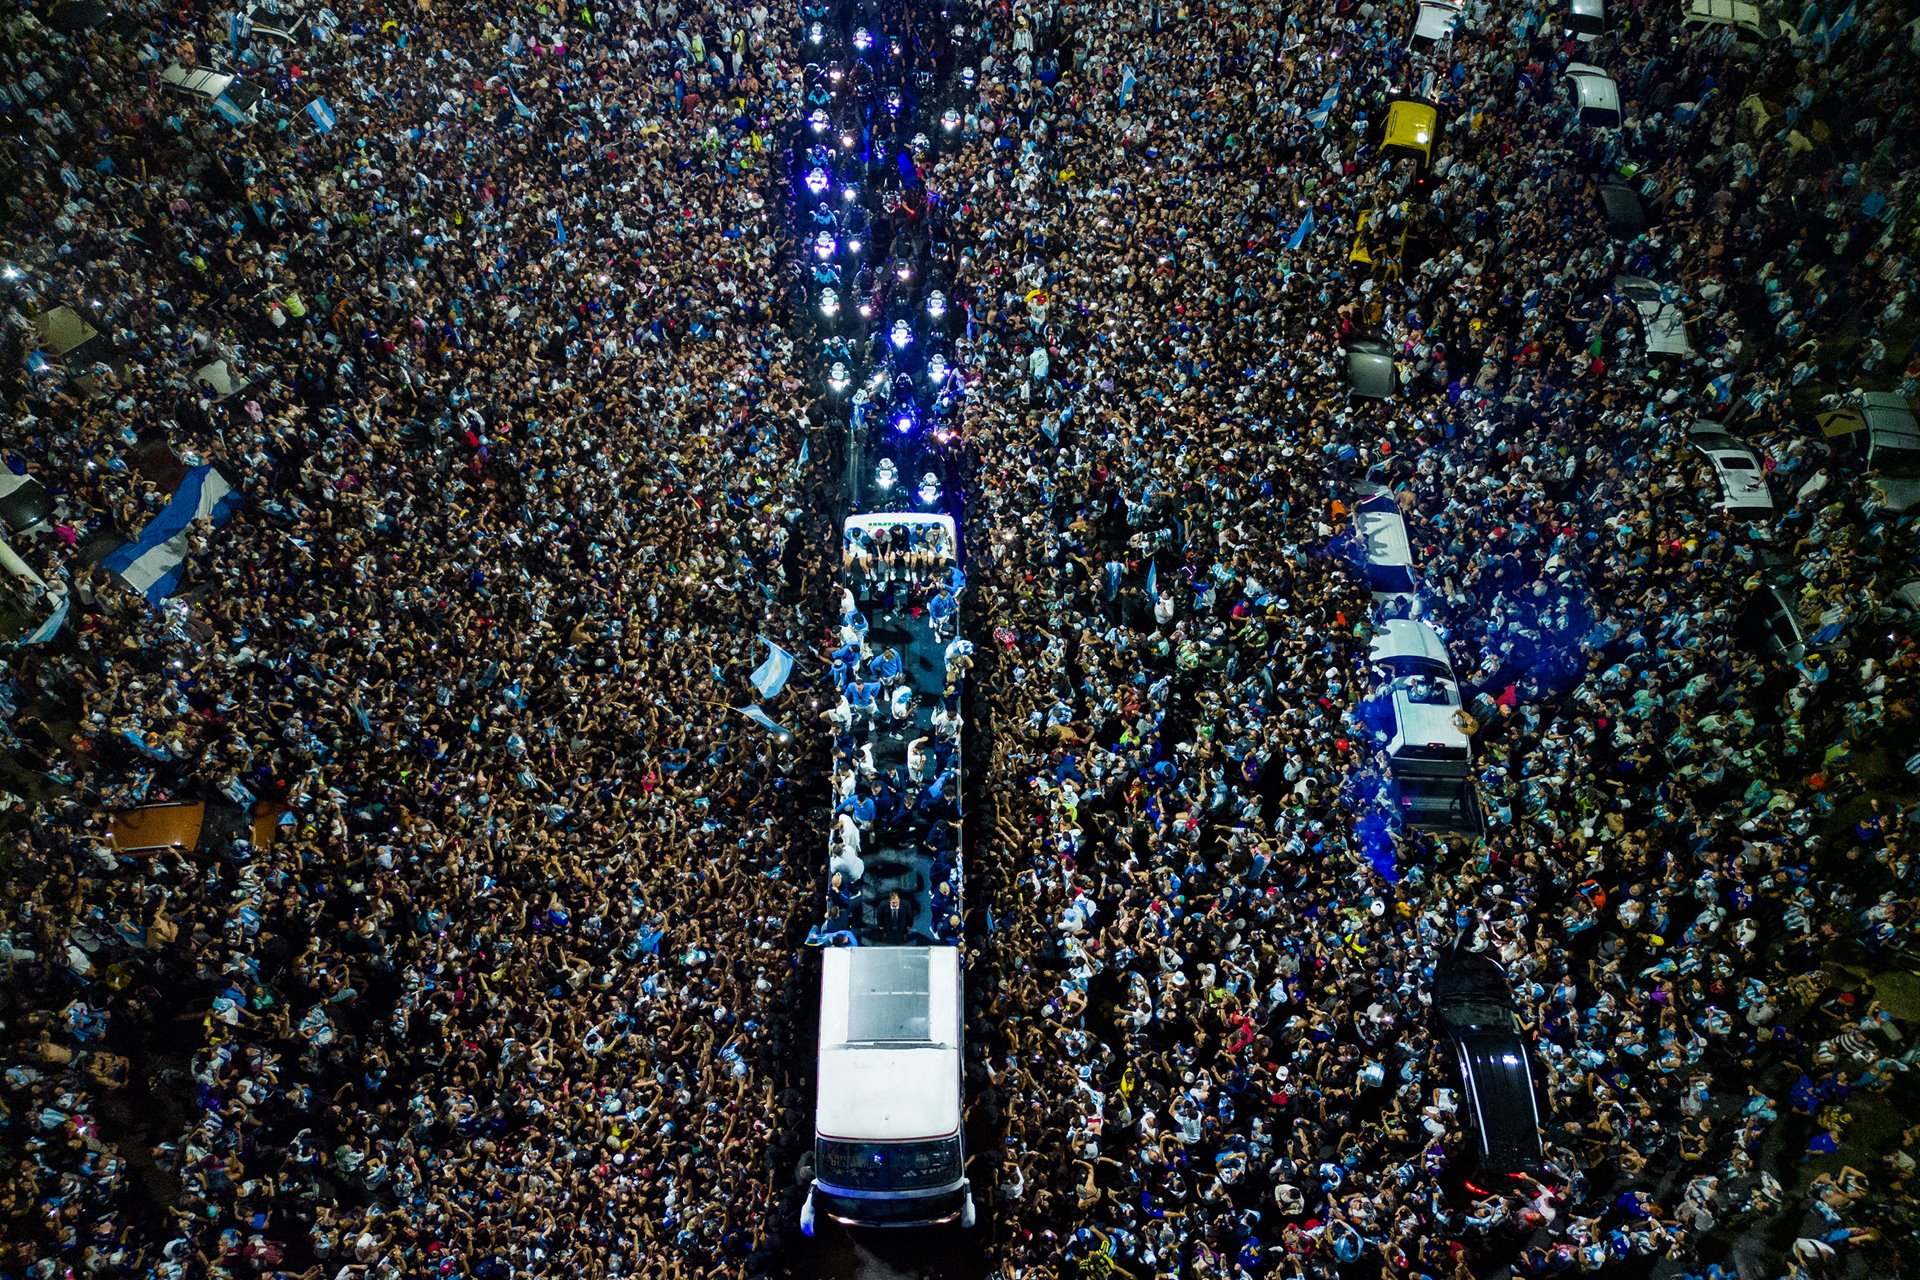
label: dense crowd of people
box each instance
[944,0,1920,1277]
[3,0,1920,1278]
[1,0,838,1275]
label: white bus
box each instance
[804,946,973,1229]
[805,509,974,1232]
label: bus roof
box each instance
[1356,502,1414,571]
[817,947,962,1141]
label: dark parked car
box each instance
[0,470,52,536]
[1432,947,1546,1186]
[1735,584,1806,661]
[1347,334,1397,399]
[1594,182,1647,240]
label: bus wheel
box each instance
[800,1189,816,1238]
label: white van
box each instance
[1410,1,1463,51]
[1368,620,1471,772]
[160,63,267,123]
[1681,0,1802,54]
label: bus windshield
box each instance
[817,1136,964,1191]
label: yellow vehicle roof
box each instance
[1383,100,1438,157]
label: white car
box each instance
[1860,392,1920,513]
[1681,0,1803,55]
[1565,62,1622,128]
[1689,423,1774,515]
[1411,1,1463,50]
[1616,275,1693,359]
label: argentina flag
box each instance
[735,704,793,739]
[1307,83,1340,130]
[749,636,796,700]
[1287,207,1317,252]
[20,594,69,646]
[101,466,244,605]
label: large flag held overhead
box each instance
[1307,83,1340,129]
[749,636,796,700]
[19,594,69,646]
[1287,206,1317,251]
[101,465,244,604]
[735,704,792,738]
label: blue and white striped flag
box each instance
[1307,83,1340,130]
[1146,560,1159,601]
[553,210,566,245]
[101,466,244,605]
[212,95,250,126]
[19,594,69,646]
[749,636,796,699]
[306,98,338,133]
[735,704,792,738]
[1287,206,1317,251]
[510,87,535,119]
